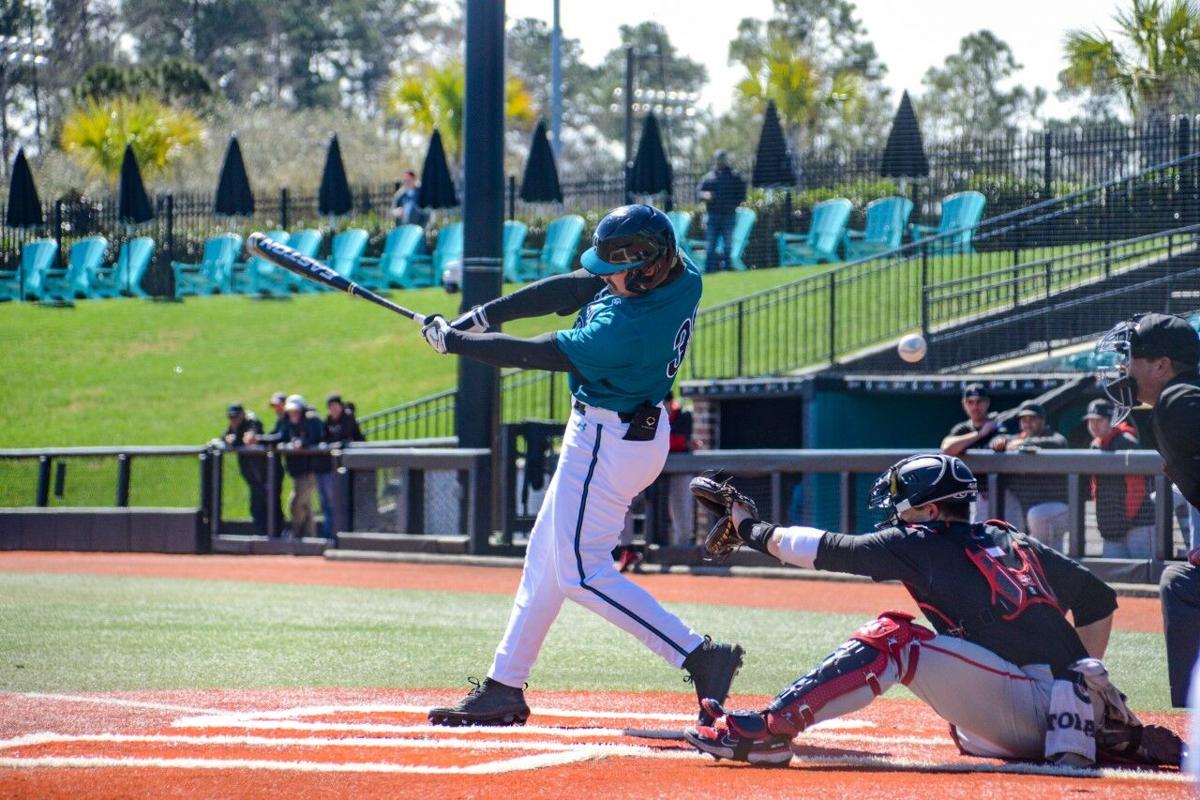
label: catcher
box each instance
[685,456,1185,768]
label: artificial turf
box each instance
[0,571,1172,711]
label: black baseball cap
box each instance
[962,382,989,399]
[326,393,343,406]
[1016,400,1046,418]
[1084,399,1114,420]
[1130,313,1200,364]
[227,403,244,416]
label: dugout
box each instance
[680,372,1095,531]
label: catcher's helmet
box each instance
[868,454,977,523]
[581,204,678,293]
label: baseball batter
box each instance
[419,204,743,726]
[684,454,1184,768]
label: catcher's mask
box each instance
[1095,319,1137,425]
[868,454,978,525]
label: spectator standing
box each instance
[265,394,324,539]
[697,150,746,271]
[990,401,1070,550]
[392,170,426,227]
[941,382,1001,521]
[220,403,267,531]
[1085,399,1155,559]
[665,391,696,546]
[317,394,366,539]
[1096,312,1200,708]
[243,391,288,534]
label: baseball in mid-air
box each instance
[897,333,927,363]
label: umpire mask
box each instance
[1095,320,1137,425]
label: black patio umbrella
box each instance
[519,120,563,203]
[627,113,672,198]
[213,134,255,216]
[117,144,154,224]
[751,100,795,188]
[880,91,929,180]
[6,148,43,228]
[418,129,459,209]
[318,134,353,217]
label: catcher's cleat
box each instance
[428,677,530,727]
[684,715,793,766]
[684,637,744,724]
[1097,723,1185,767]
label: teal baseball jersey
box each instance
[553,256,702,413]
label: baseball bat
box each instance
[246,232,427,324]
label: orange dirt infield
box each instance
[0,551,1165,632]
[0,689,1187,799]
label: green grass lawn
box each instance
[0,571,1173,711]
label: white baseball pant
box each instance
[488,402,705,687]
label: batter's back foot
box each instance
[428,677,530,727]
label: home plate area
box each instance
[0,689,1188,799]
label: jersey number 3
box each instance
[666,313,695,379]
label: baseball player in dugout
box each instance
[419,204,743,726]
[1096,312,1200,709]
[684,455,1184,767]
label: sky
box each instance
[505,0,1123,121]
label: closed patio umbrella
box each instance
[751,100,794,188]
[214,134,255,217]
[6,148,43,228]
[318,134,353,218]
[880,91,929,180]
[417,129,459,209]
[519,120,563,203]
[627,113,672,199]
[118,145,154,224]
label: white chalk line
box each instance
[191,704,711,723]
[12,692,221,715]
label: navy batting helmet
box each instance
[581,204,677,279]
[868,454,977,523]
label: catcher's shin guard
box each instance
[428,677,530,727]
[765,611,932,737]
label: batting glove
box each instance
[422,315,452,354]
[450,305,490,333]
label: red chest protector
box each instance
[912,520,1064,637]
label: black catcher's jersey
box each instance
[814,520,1117,676]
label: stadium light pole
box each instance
[550,0,562,159]
[458,0,505,543]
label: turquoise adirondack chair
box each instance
[775,198,853,266]
[516,214,585,281]
[328,228,370,282]
[407,222,463,287]
[172,233,243,298]
[844,197,914,259]
[910,191,986,254]
[0,239,59,301]
[92,237,156,298]
[501,220,529,283]
[252,229,322,295]
[41,237,110,300]
[668,210,693,259]
[358,225,426,290]
[688,207,758,271]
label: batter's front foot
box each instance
[428,677,530,727]
[683,637,745,724]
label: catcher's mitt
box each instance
[690,472,759,560]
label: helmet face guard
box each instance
[1095,321,1136,425]
[868,454,978,525]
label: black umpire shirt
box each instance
[1151,369,1200,509]
[813,521,1117,676]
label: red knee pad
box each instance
[850,610,935,686]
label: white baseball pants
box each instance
[488,403,705,687]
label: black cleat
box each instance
[684,721,793,766]
[683,637,744,724]
[428,677,531,727]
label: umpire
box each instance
[1098,312,1200,707]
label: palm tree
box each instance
[733,33,865,154]
[1060,0,1200,117]
[382,61,536,165]
[60,96,204,180]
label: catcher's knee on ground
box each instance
[764,611,932,736]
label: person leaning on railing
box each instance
[1096,312,1200,711]
[316,394,366,539]
[941,382,1003,522]
[214,403,267,533]
[988,401,1069,552]
[1084,399,1155,560]
[258,394,323,539]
